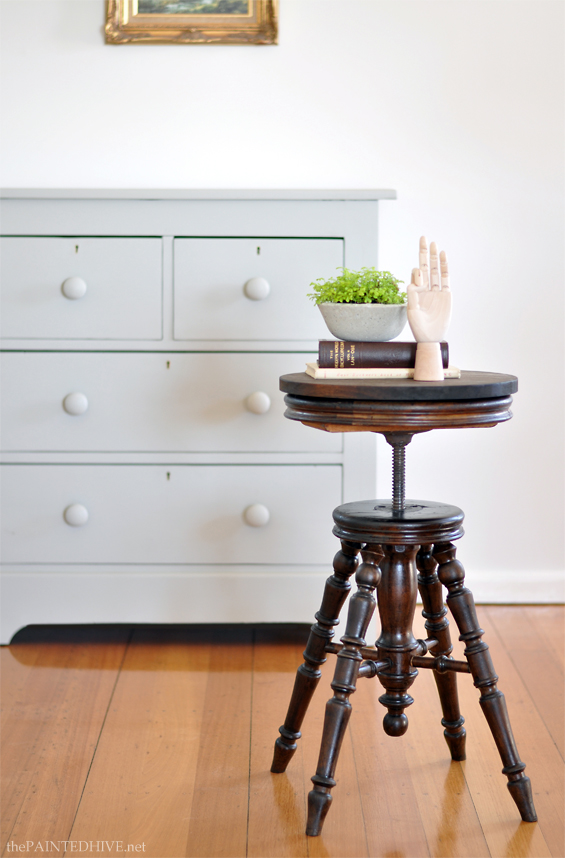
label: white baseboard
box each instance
[2,568,563,644]
[454,568,564,604]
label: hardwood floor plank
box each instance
[347,678,430,858]
[336,612,429,858]
[3,610,562,858]
[183,627,253,858]
[341,611,487,858]
[250,613,370,858]
[302,660,369,858]
[68,626,251,858]
[527,606,565,669]
[449,606,559,858]
[1,626,130,856]
[247,625,309,858]
[408,614,491,858]
[485,606,564,758]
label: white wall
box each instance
[1,0,563,597]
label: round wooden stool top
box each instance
[332,499,465,545]
[279,370,518,433]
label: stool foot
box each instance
[307,546,382,835]
[270,540,361,774]
[306,783,333,836]
[416,544,466,761]
[435,542,538,823]
[507,776,538,823]
[271,730,299,773]
[441,712,466,761]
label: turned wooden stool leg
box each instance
[306,545,382,836]
[416,544,466,760]
[434,542,538,822]
[271,539,362,773]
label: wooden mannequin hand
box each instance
[407,237,452,343]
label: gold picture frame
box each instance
[105,0,278,45]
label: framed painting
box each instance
[105,0,278,44]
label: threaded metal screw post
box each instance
[384,432,414,514]
[392,444,406,512]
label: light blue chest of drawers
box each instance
[0,189,395,642]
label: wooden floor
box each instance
[1,607,563,858]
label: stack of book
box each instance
[306,340,460,379]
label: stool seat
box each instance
[332,499,464,545]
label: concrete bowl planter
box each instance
[318,302,407,342]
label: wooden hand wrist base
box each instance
[270,371,537,838]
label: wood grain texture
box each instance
[405,615,489,858]
[486,606,565,757]
[1,611,563,858]
[283,393,514,433]
[478,609,564,857]
[183,628,253,858]
[1,626,130,856]
[527,606,565,669]
[248,627,309,858]
[348,682,431,858]
[68,626,252,858]
[434,608,558,858]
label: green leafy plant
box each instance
[308,268,406,305]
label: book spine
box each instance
[318,340,449,369]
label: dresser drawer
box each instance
[0,352,340,453]
[0,237,162,340]
[0,464,340,564]
[173,238,343,341]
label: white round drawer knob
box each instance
[243,503,270,527]
[244,391,271,415]
[63,503,89,527]
[62,277,87,300]
[243,277,270,301]
[63,392,89,415]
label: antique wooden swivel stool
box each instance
[270,371,537,837]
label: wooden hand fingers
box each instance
[418,237,450,292]
[407,268,424,308]
[419,236,429,288]
[440,250,450,291]
[429,242,440,290]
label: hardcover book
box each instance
[319,340,449,369]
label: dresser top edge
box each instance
[0,189,397,202]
